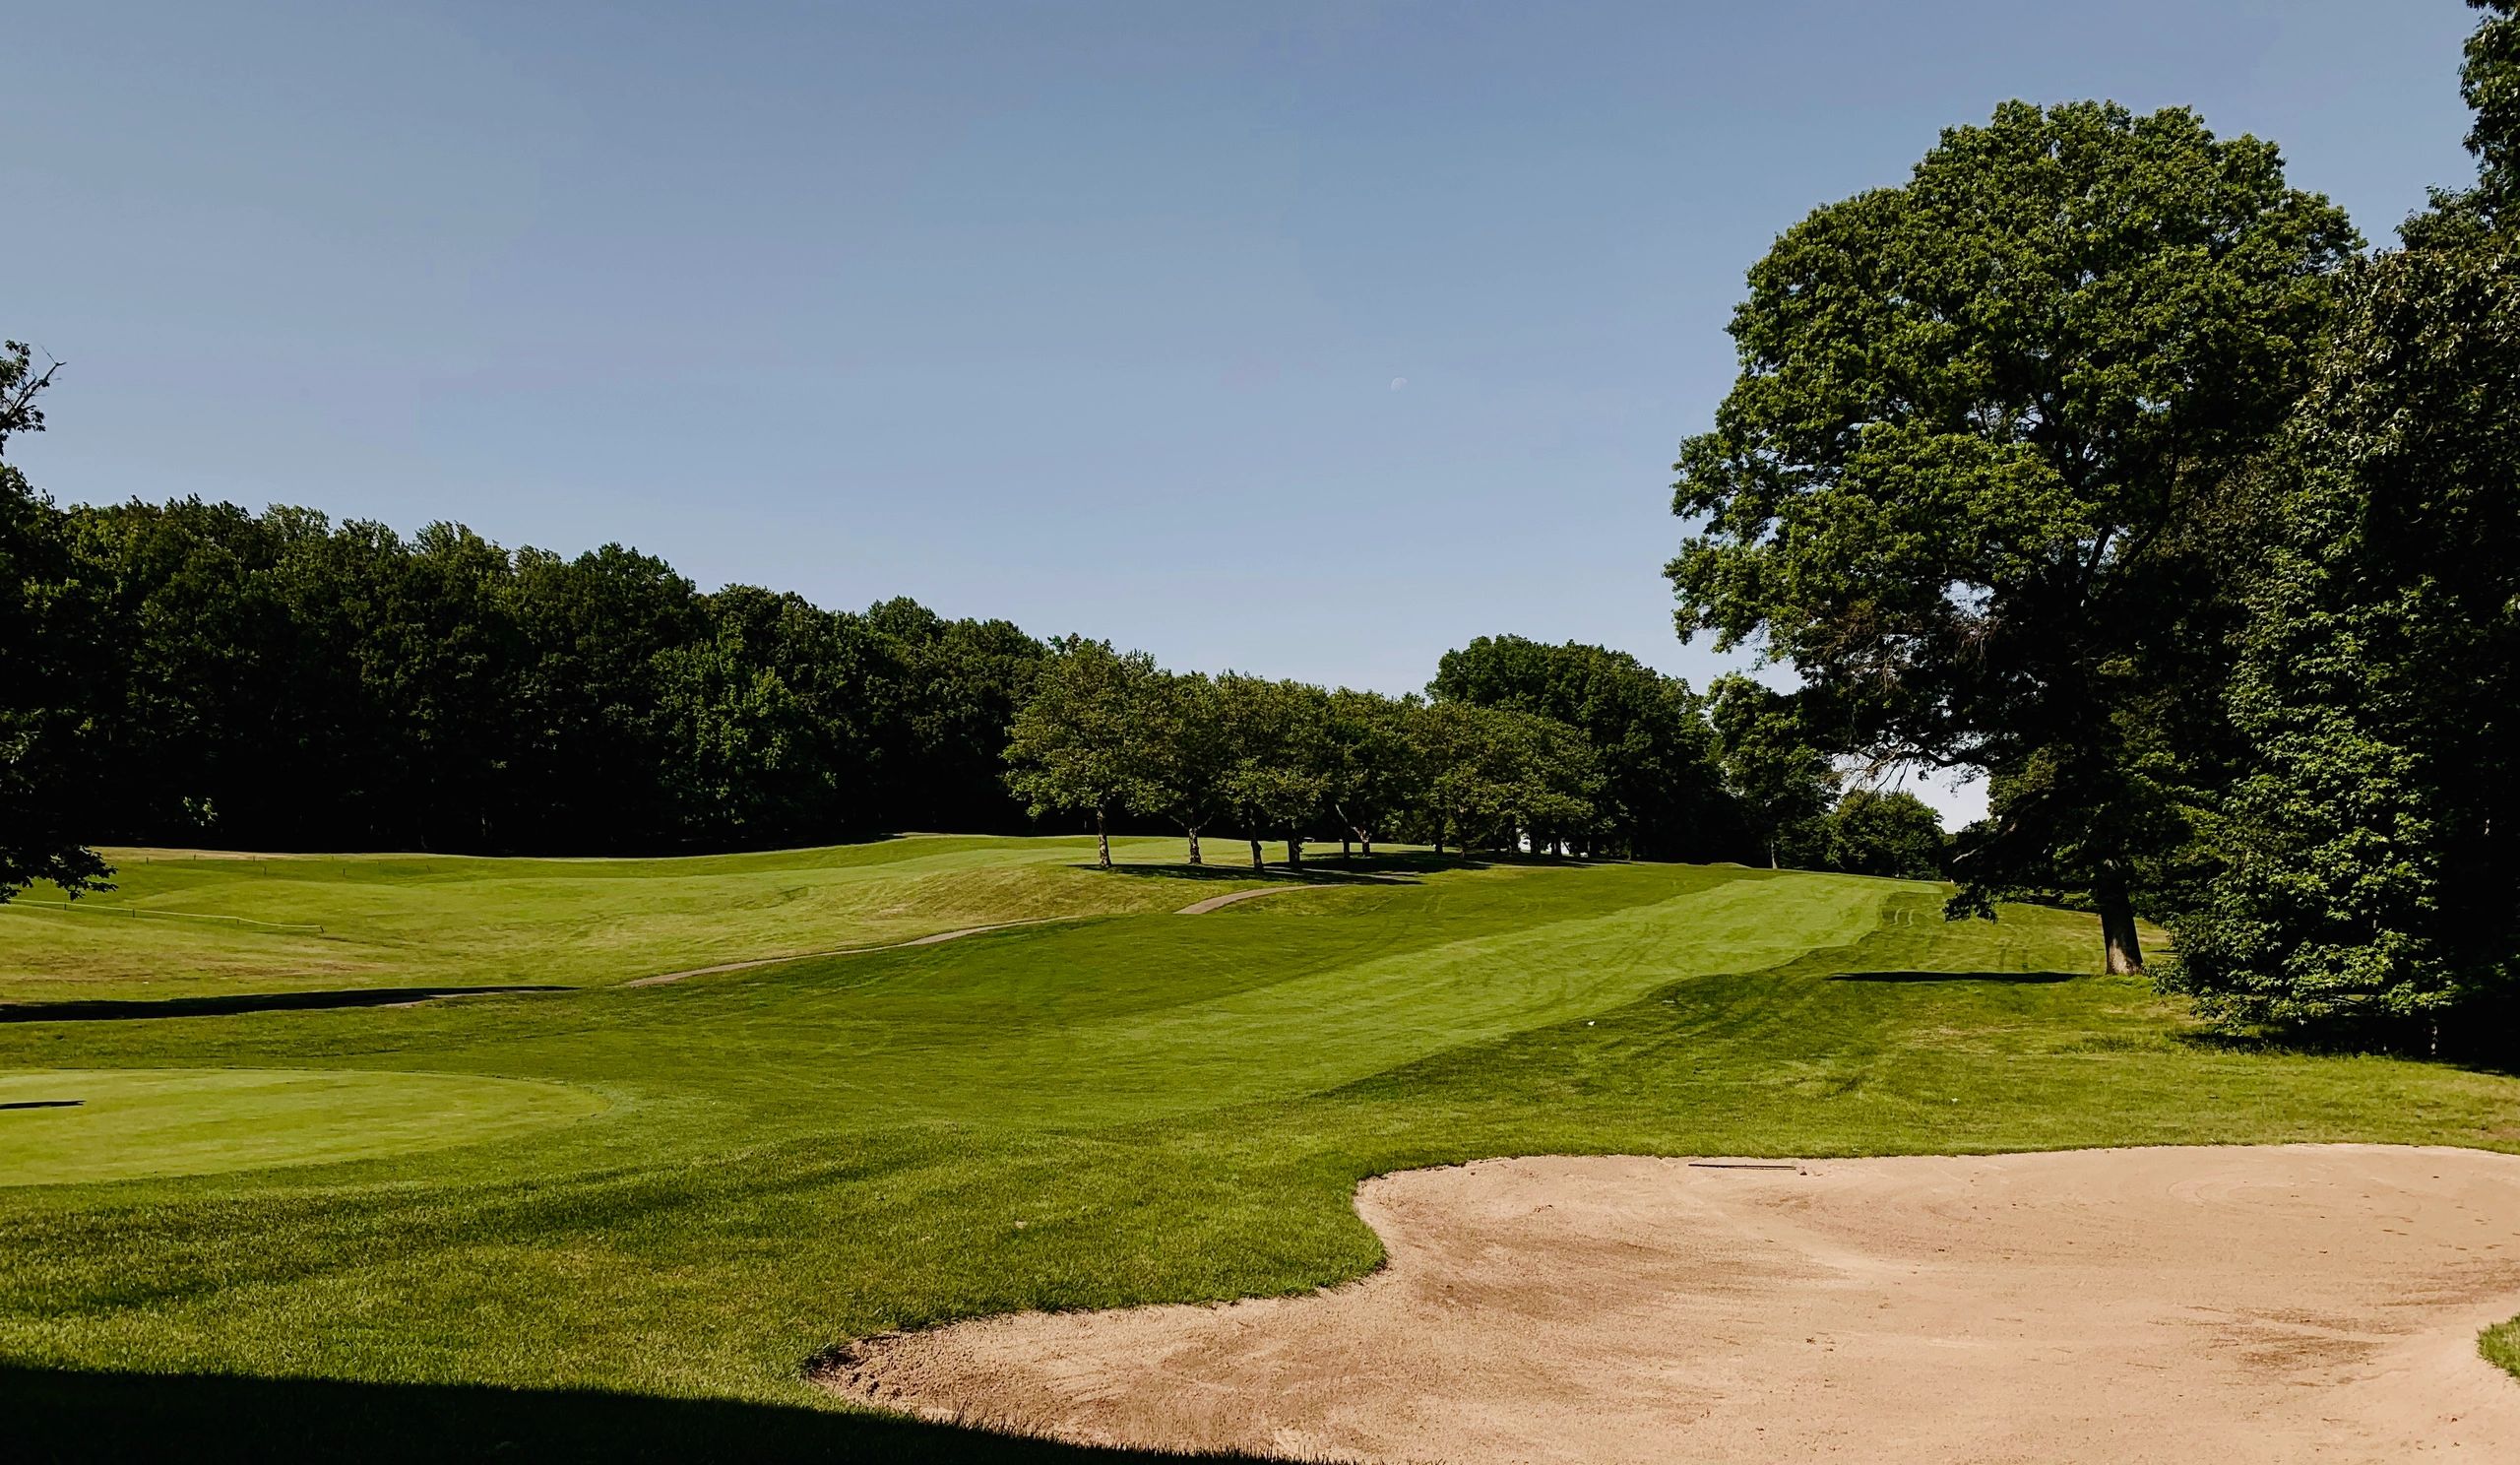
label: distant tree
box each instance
[508,543,704,850]
[1004,638,1155,869]
[1216,674,1331,868]
[1706,675,1835,868]
[653,585,874,847]
[1321,687,1422,859]
[0,342,109,900]
[859,598,1045,835]
[2167,2,2520,1050]
[1670,100,2358,972]
[1414,701,1598,858]
[1431,635,1728,859]
[1821,789,1946,880]
[1129,669,1229,864]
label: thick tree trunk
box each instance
[1360,834,1373,858]
[1341,832,1352,860]
[1248,838,1265,870]
[2096,864,2144,976]
[1431,832,1444,857]
[1096,808,1111,870]
[1286,838,1302,866]
[1186,827,1202,865]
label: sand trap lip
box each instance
[824,1145,2520,1463]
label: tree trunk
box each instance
[1187,827,1202,865]
[2096,863,2144,976]
[1341,832,1352,860]
[1767,838,1778,870]
[1431,832,1444,857]
[1249,838,1265,870]
[1096,807,1111,870]
[1286,837,1301,866]
[1361,834,1374,858]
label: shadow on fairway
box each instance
[0,986,570,1023]
[0,1365,1261,1463]
[1829,970,2082,986]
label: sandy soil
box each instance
[825,1145,2520,1463]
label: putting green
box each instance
[0,1067,605,1186]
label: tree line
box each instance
[1001,635,1944,872]
[0,404,1940,885]
[0,479,1047,857]
[1670,1,2520,1051]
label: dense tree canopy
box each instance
[0,344,110,900]
[2166,2,2520,1051]
[1430,636,1731,860]
[1671,99,2358,972]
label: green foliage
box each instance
[1319,687,1424,854]
[0,342,110,901]
[1706,674,1834,867]
[1214,674,1333,864]
[2166,226,2520,1049]
[1413,700,1601,855]
[1670,100,2357,946]
[1124,670,1231,861]
[1003,640,1157,865]
[1819,789,1948,880]
[26,490,1042,855]
[1430,635,1731,859]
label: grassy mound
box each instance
[0,835,1277,1002]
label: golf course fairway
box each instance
[2,837,2514,1460]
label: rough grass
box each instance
[2,839,2514,1459]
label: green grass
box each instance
[2488,1318,2520,1381]
[0,835,1281,1002]
[2,837,2514,1458]
[0,1068,602,1186]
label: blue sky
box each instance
[7,2,2483,820]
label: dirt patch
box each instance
[624,920,1062,987]
[826,1145,2520,1463]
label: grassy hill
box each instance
[2,838,2513,1459]
[0,836,1282,1003]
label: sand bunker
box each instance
[827,1145,2520,1463]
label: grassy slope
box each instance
[0,836,1282,1001]
[3,843,2515,1455]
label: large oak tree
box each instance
[1670,100,2356,973]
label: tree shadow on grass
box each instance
[0,987,570,1024]
[2170,1026,2520,1079]
[0,1365,1258,1463]
[1080,859,1431,885]
[1828,971,2083,986]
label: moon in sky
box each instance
[1389,376,1408,391]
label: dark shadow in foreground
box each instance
[0,987,571,1023]
[1829,970,2082,986]
[0,1365,1261,1463]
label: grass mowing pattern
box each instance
[1,840,2515,1457]
[0,835,1284,1002]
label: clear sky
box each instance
[7,1,2484,821]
